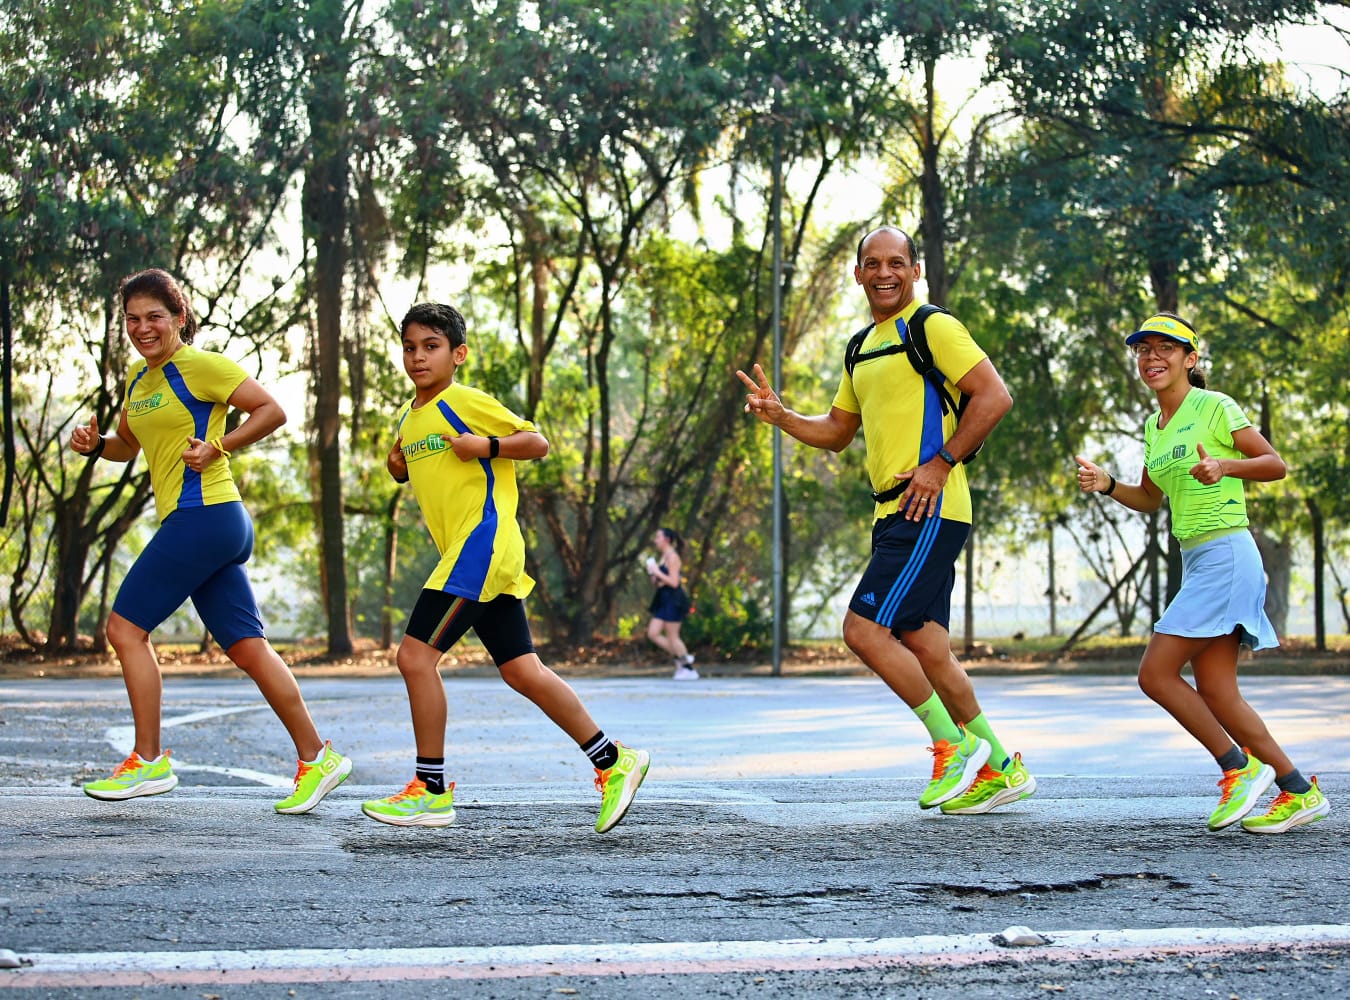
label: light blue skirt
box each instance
[1154,529,1279,651]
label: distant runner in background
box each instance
[645,527,697,679]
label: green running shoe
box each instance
[1241,776,1330,834]
[919,726,990,809]
[84,751,179,801]
[275,740,353,814]
[594,743,650,833]
[1207,751,1275,831]
[940,752,1037,815]
[362,779,456,827]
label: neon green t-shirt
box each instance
[123,345,248,523]
[1144,388,1252,541]
[831,301,986,523]
[396,381,538,600]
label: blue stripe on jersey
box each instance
[126,366,150,401]
[435,398,498,597]
[897,316,951,465]
[161,361,216,508]
[876,509,943,628]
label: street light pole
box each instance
[770,124,785,677]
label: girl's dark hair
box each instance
[658,527,683,554]
[1153,310,1207,388]
[400,302,467,348]
[118,269,198,344]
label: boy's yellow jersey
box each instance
[396,382,538,600]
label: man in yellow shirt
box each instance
[737,226,1034,815]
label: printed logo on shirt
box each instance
[1172,444,1188,460]
[404,432,451,464]
[127,393,166,416]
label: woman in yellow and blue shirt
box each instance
[69,268,350,814]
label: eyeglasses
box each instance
[1129,341,1185,359]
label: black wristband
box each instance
[937,446,958,467]
[488,436,500,459]
[86,435,106,460]
[1103,474,1117,497]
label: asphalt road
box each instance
[2,674,1347,997]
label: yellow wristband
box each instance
[209,437,231,459]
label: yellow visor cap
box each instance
[1125,314,1198,352]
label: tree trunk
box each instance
[1251,526,1291,638]
[303,0,352,657]
[964,531,975,654]
[919,57,948,304]
[1306,496,1325,651]
[1047,521,1057,637]
[380,489,402,650]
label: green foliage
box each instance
[4,0,1347,653]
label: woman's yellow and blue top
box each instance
[123,344,248,523]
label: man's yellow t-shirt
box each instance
[831,302,986,523]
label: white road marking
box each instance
[3,924,1347,988]
[104,705,291,787]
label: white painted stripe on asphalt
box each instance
[104,705,292,788]
[3,924,1347,988]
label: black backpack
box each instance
[843,303,982,466]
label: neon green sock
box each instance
[913,691,962,743]
[964,713,1009,770]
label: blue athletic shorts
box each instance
[111,501,265,649]
[848,512,970,634]
[405,590,536,665]
[1154,528,1278,651]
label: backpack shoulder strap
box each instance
[903,304,960,415]
[843,322,876,377]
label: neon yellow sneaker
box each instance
[83,751,178,800]
[1207,751,1275,831]
[362,778,456,827]
[1240,776,1330,834]
[594,744,650,833]
[275,741,353,814]
[940,752,1037,815]
[919,727,990,809]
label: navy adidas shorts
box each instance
[112,501,265,649]
[405,590,536,666]
[848,512,970,634]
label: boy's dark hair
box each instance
[119,268,198,343]
[401,302,466,348]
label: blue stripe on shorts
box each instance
[849,512,970,635]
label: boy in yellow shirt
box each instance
[363,302,649,832]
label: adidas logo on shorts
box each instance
[859,592,877,607]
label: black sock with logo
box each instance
[416,757,446,794]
